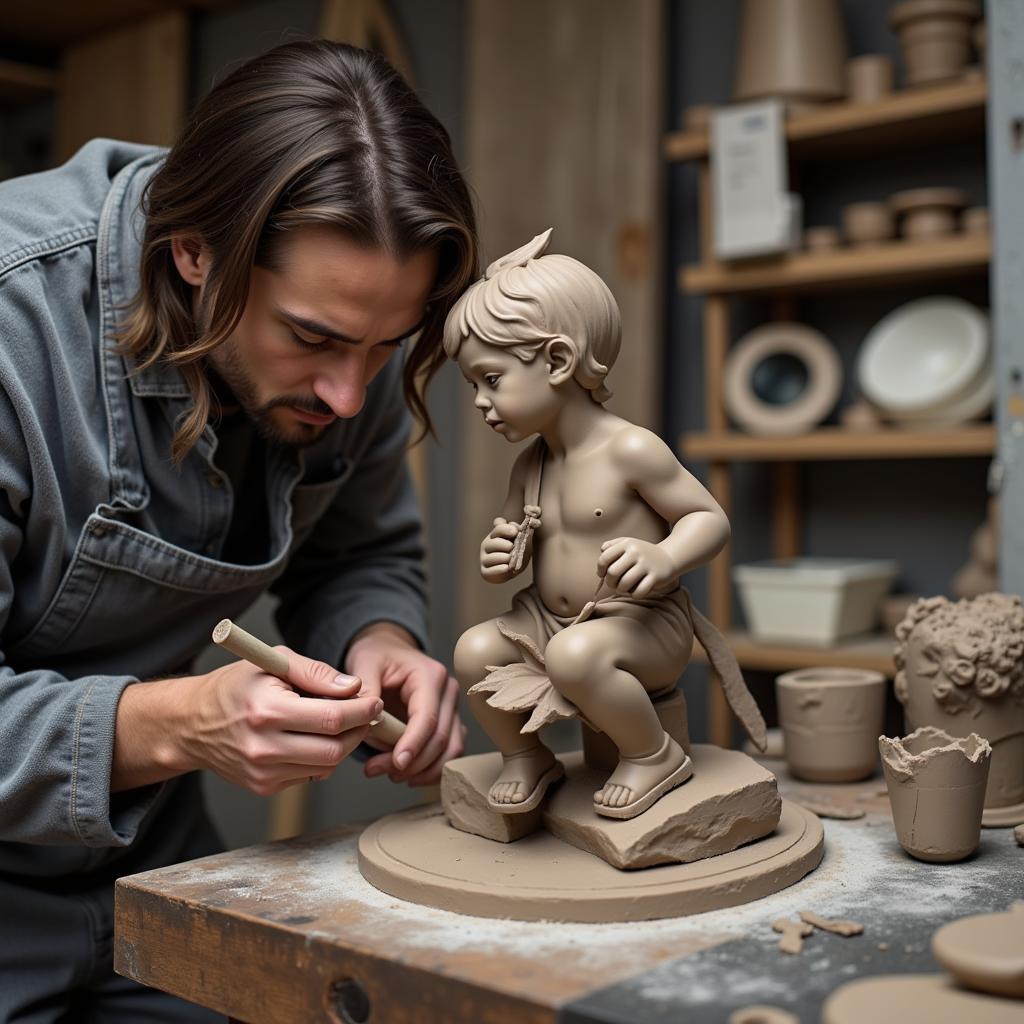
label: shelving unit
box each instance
[668,78,992,747]
[0,60,57,104]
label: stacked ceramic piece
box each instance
[856,296,992,426]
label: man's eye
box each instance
[291,330,324,351]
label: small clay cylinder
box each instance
[804,226,841,252]
[889,0,981,87]
[846,55,894,103]
[842,201,895,246]
[890,187,967,240]
[776,667,887,782]
[961,205,990,236]
[880,726,990,862]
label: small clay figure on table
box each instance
[445,230,765,821]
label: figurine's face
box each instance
[183,225,435,447]
[457,334,560,443]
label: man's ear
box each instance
[170,232,212,287]
[545,336,579,386]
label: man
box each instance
[0,40,476,1021]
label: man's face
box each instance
[203,225,437,447]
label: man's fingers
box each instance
[275,725,370,767]
[389,676,459,781]
[280,646,362,697]
[388,663,448,771]
[403,719,467,787]
[277,693,383,735]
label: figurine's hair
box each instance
[893,593,1024,710]
[442,229,621,402]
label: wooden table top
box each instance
[114,767,1023,1024]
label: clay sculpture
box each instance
[447,229,766,821]
[895,593,1024,826]
[880,726,991,862]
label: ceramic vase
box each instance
[895,593,1024,818]
[735,0,848,105]
[776,667,886,782]
[889,0,982,86]
[880,726,990,862]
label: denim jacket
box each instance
[0,140,428,878]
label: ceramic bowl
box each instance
[857,297,989,418]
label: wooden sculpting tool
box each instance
[212,618,406,746]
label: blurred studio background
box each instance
[1,0,1015,847]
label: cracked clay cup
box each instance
[776,667,886,782]
[880,726,991,863]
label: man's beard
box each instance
[208,338,334,450]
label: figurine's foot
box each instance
[487,748,564,815]
[593,734,693,820]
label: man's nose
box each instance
[313,361,367,419]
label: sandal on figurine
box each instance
[593,734,693,820]
[487,749,565,814]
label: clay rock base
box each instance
[357,800,823,923]
[442,745,781,869]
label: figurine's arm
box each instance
[479,447,533,584]
[597,426,729,598]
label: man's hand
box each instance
[113,648,383,795]
[345,622,464,786]
[597,536,678,599]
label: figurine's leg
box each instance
[453,612,561,812]
[544,617,691,819]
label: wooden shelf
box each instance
[0,60,57,103]
[681,425,996,462]
[693,630,896,675]
[666,77,986,163]
[680,232,990,295]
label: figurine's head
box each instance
[443,230,621,440]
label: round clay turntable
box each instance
[358,798,823,923]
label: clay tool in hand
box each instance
[212,618,406,746]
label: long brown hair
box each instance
[118,39,478,464]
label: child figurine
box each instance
[445,230,766,821]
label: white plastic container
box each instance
[733,558,899,646]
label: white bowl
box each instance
[857,297,989,415]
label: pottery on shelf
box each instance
[724,322,842,436]
[890,186,968,240]
[952,497,999,599]
[889,0,982,87]
[846,54,894,103]
[962,205,989,236]
[682,103,713,133]
[803,226,841,252]
[880,726,991,862]
[856,296,992,426]
[842,201,895,246]
[777,667,887,782]
[734,0,848,106]
[894,593,1024,821]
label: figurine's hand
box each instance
[597,537,678,598]
[480,517,521,581]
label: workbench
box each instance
[114,763,1023,1023]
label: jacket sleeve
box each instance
[271,360,430,667]
[0,271,163,848]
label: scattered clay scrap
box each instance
[800,910,865,937]
[728,1006,798,1024]
[773,917,813,954]
[798,798,866,820]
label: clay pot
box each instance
[880,726,990,862]
[804,226,841,252]
[735,0,848,105]
[961,205,990,236]
[890,187,968,240]
[842,201,895,246]
[846,55,894,104]
[889,0,982,86]
[894,593,1024,818]
[776,667,887,782]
